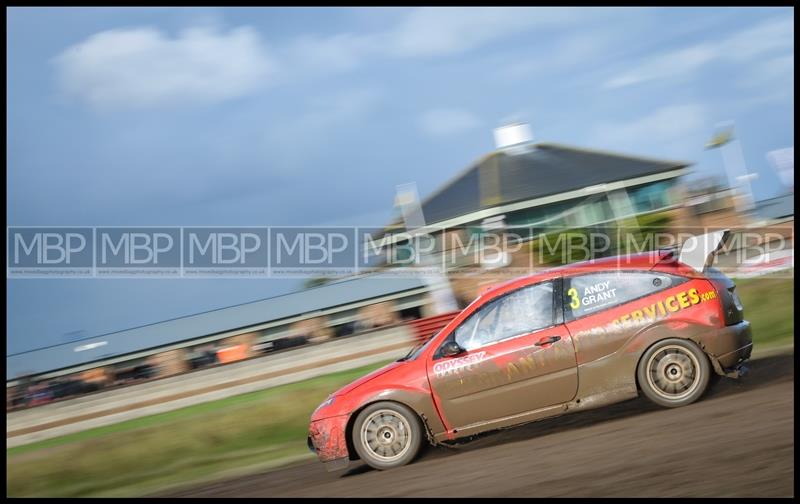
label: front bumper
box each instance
[308,414,350,471]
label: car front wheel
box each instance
[637,338,711,408]
[352,401,423,470]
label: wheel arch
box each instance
[630,320,716,392]
[633,334,714,393]
[344,397,434,461]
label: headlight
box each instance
[317,396,336,410]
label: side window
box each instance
[453,299,500,351]
[454,282,554,351]
[563,272,686,321]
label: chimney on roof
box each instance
[493,122,534,154]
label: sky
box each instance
[6,7,795,362]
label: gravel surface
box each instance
[163,352,794,498]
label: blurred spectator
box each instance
[188,345,219,370]
[49,377,84,400]
[353,319,373,333]
[27,382,53,406]
[113,361,156,384]
[334,321,356,338]
[272,334,308,351]
[133,363,155,380]
[216,344,248,364]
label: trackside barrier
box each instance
[407,311,460,344]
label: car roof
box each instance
[478,252,672,300]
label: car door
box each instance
[427,280,578,431]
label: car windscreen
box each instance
[398,331,440,362]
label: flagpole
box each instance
[706,120,757,214]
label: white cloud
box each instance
[54,8,595,110]
[419,107,481,137]
[604,15,794,89]
[277,7,586,73]
[605,44,717,89]
[719,16,794,62]
[588,104,709,159]
[55,26,276,109]
[498,28,624,83]
[387,7,574,58]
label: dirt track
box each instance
[165,352,794,497]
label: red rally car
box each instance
[307,230,753,471]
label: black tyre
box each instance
[352,401,423,470]
[637,338,711,408]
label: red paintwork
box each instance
[307,252,725,464]
[332,362,406,397]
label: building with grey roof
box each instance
[7,134,693,388]
[7,275,430,382]
[419,143,690,227]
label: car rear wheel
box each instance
[637,338,711,408]
[352,401,423,470]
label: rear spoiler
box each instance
[677,229,732,272]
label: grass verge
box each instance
[734,272,794,348]
[7,361,390,497]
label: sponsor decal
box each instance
[567,280,618,313]
[505,351,543,381]
[434,351,487,377]
[504,341,570,381]
[611,287,716,327]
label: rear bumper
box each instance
[707,320,753,378]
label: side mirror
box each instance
[440,341,465,358]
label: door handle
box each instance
[535,336,561,346]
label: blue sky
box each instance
[6,7,794,362]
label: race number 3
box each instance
[567,288,580,309]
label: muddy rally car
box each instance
[308,230,752,471]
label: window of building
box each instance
[629,180,676,214]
